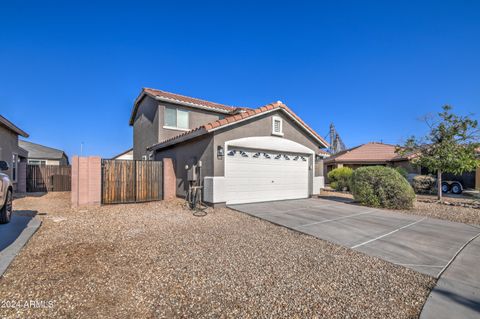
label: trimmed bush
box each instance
[412,175,437,194]
[394,166,408,179]
[350,166,415,209]
[327,167,353,191]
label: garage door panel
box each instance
[225,147,309,205]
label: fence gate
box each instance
[27,165,72,192]
[101,160,163,204]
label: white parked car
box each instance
[0,160,13,224]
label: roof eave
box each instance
[0,116,29,138]
[147,128,209,152]
[129,89,241,126]
[155,96,238,115]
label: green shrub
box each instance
[327,167,353,191]
[412,175,437,194]
[350,166,416,209]
[394,166,408,179]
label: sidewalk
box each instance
[420,233,480,319]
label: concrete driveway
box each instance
[229,198,480,278]
[0,210,40,276]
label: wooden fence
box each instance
[27,165,72,192]
[101,160,163,204]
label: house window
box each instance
[12,153,18,182]
[164,106,189,130]
[28,159,46,165]
[272,116,283,136]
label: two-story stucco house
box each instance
[0,115,29,192]
[130,88,329,206]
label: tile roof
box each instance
[0,115,29,137]
[148,101,329,151]
[324,142,406,163]
[129,88,250,125]
[143,88,246,112]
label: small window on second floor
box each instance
[164,106,189,130]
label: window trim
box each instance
[271,116,284,136]
[164,106,190,130]
[12,153,18,183]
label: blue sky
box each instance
[1,0,479,158]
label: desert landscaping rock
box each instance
[0,193,435,318]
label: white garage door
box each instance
[225,147,309,205]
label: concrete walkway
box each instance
[421,235,480,319]
[0,211,41,276]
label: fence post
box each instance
[163,158,176,200]
[17,162,27,193]
[71,156,79,207]
[71,156,102,208]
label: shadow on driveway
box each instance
[0,210,38,251]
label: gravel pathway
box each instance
[0,193,434,318]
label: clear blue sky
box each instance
[1,0,479,158]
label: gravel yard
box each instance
[320,190,480,226]
[1,193,434,318]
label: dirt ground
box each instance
[320,190,480,226]
[0,193,434,318]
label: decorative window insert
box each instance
[164,106,189,130]
[253,152,261,158]
[271,116,283,136]
[274,154,282,160]
[227,150,237,156]
[262,153,271,159]
[239,151,249,157]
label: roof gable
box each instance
[148,101,329,151]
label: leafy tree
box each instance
[397,105,479,200]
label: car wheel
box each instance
[451,183,462,194]
[0,190,12,224]
[441,183,450,193]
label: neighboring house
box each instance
[112,148,133,160]
[18,140,69,166]
[0,115,29,192]
[323,142,418,177]
[130,88,330,205]
[324,142,480,190]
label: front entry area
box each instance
[224,147,309,205]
